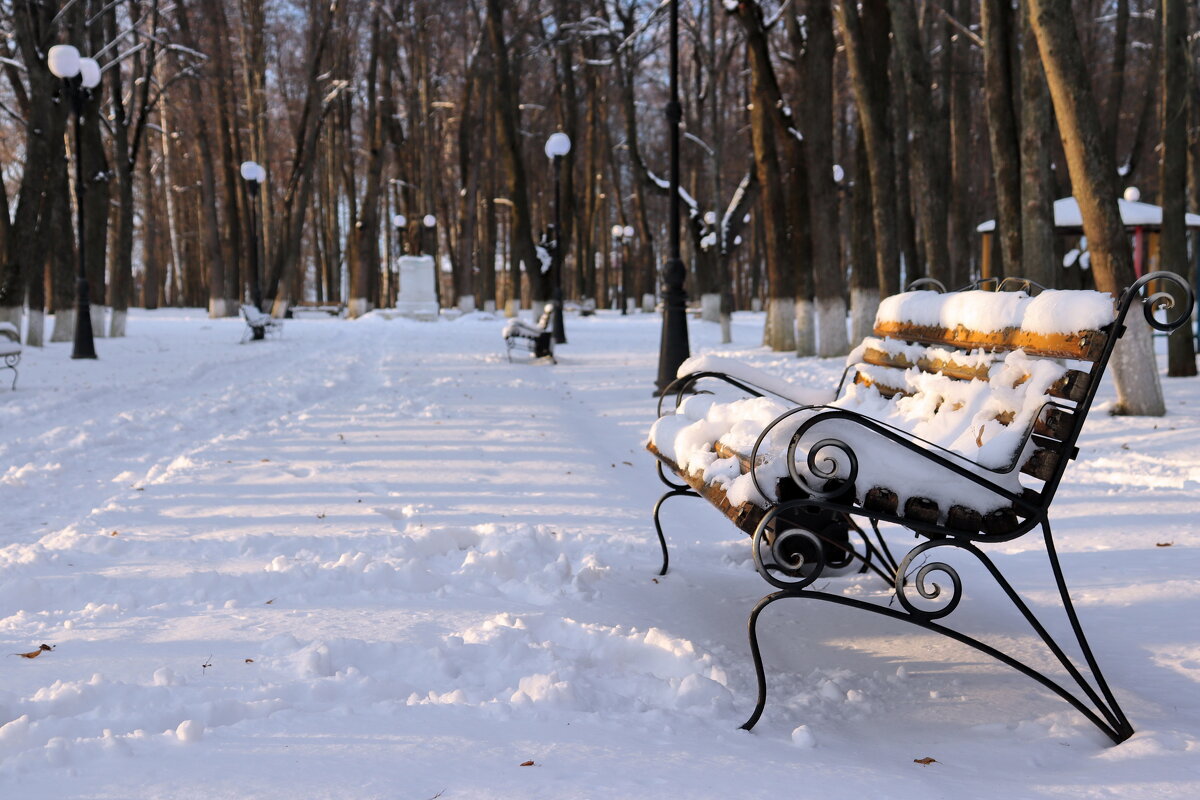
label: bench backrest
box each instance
[840,272,1200,529]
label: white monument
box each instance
[395,255,439,320]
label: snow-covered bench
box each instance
[502,303,556,364]
[648,272,1194,744]
[241,304,283,343]
[1,321,20,389]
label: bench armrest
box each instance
[748,405,1037,516]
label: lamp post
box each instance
[240,161,266,320]
[48,45,101,360]
[545,132,571,344]
[655,0,689,394]
[613,224,635,315]
[393,214,407,256]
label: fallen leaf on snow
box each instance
[1156,542,1173,547]
[913,757,937,766]
[519,761,535,767]
[12,644,54,659]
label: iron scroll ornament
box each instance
[1119,270,1194,333]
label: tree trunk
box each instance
[982,0,1023,279]
[837,0,900,297]
[1018,0,1056,289]
[850,128,880,343]
[797,0,847,356]
[177,3,228,318]
[1103,0,1129,159]
[1159,0,1195,376]
[732,1,794,351]
[888,0,951,287]
[946,0,974,288]
[485,0,547,306]
[1028,0,1165,415]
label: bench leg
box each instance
[651,460,699,576]
[737,520,1134,744]
[4,356,18,389]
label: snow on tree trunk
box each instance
[720,311,732,345]
[458,295,476,313]
[25,309,44,347]
[348,298,370,319]
[93,306,109,338]
[209,298,229,319]
[795,298,815,356]
[763,297,796,351]
[51,309,75,343]
[1111,312,1165,416]
[700,293,721,322]
[850,288,879,344]
[109,309,127,339]
[816,296,850,357]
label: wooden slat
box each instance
[861,345,1091,402]
[873,320,1108,361]
[1021,448,1061,482]
[646,442,765,535]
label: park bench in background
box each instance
[0,321,20,389]
[648,271,1193,744]
[241,304,284,343]
[502,303,556,364]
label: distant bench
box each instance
[502,303,556,364]
[648,272,1192,744]
[0,321,19,389]
[241,305,283,343]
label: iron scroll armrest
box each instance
[747,406,1041,520]
[1115,271,1195,335]
[656,371,769,417]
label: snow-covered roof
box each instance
[976,197,1200,233]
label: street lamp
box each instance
[612,224,635,315]
[240,160,266,322]
[393,213,407,254]
[655,0,690,394]
[545,132,571,345]
[48,44,102,360]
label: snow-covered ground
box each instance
[2,307,1199,798]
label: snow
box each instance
[3,308,1200,797]
[976,197,1200,231]
[876,288,1115,335]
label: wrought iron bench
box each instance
[241,304,283,343]
[648,271,1193,744]
[502,303,556,364]
[1,321,20,389]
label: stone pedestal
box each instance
[395,255,439,320]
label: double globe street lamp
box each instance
[48,44,102,360]
[240,161,267,317]
[611,224,635,315]
[545,132,571,345]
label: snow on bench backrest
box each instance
[873,288,1116,360]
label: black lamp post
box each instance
[545,132,571,344]
[240,160,266,320]
[655,0,689,394]
[48,45,101,360]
